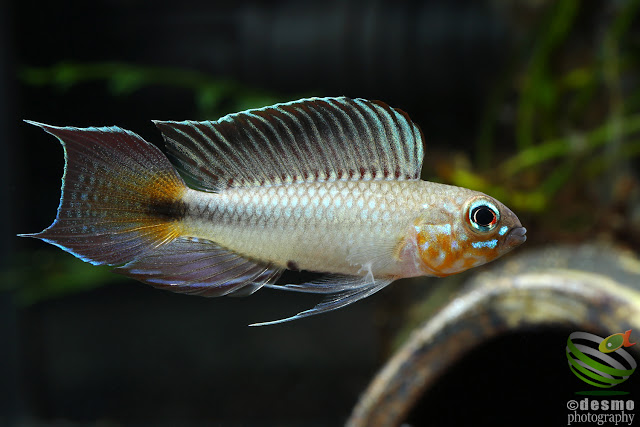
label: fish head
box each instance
[415,193,526,277]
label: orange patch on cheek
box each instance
[455,242,502,271]
[462,256,481,269]
[434,253,460,276]
[416,228,428,248]
[425,244,440,260]
[469,245,500,261]
[417,231,461,277]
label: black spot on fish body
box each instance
[287,260,300,271]
[146,198,187,221]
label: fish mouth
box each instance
[505,226,527,248]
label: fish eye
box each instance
[467,199,500,232]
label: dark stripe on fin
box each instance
[20,121,187,266]
[154,97,425,192]
[114,237,283,297]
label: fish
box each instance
[20,97,526,326]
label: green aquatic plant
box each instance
[454,0,640,221]
[1,250,123,304]
[21,62,289,118]
[516,0,581,150]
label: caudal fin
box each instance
[20,121,188,266]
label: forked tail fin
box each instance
[20,121,188,266]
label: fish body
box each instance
[22,97,526,325]
[181,180,514,278]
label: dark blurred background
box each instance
[3,0,640,425]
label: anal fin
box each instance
[114,237,282,297]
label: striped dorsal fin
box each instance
[154,97,425,192]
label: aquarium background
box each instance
[3,0,640,425]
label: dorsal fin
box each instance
[154,97,425,192]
